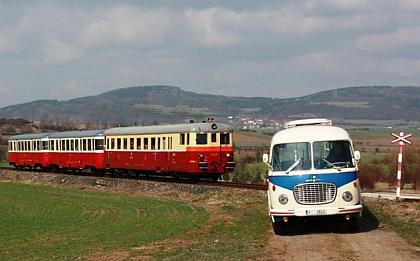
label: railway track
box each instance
[0,167,268,191]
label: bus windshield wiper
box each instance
[285,158,302,174]
[322,159,342,171]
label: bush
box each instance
[359,146,420,190]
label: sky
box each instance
[0,0,420,107]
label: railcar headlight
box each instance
[226,153,230,158]
[342,191,353,202]
[278,194,288,205]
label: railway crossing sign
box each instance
[391,131,412,203]
[391,132,412,145]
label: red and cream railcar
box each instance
[47,130,106,170]
[104,122,235,179]
[8,133,51,169]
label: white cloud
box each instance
[184,8,240,47]
[399,0,420,11]
[42,39,81,64]
[79,5,170,47]
[373,58,420,77]
[357,26,420,52]
[185,6,388,44]
[0,37,9,51]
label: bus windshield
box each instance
[272,142,311,172]
[313,140,354,169]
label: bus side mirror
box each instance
[263,153,272,171]
[354,151,361,163]
[263,153,269,163]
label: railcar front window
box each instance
[272,142,311,172]
[196,133,207,145]
[313,140,354,169]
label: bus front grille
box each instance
[293,183,336,205]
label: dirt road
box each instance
[265,211,420,261]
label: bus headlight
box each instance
[342,191,353,202]
[278,194,288,205]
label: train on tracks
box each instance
[263,119,362,234]
[7,122,235,180]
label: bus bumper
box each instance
[270,204,363,222]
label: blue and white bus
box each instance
[263,119,362,234]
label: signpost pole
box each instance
[396,136,403,203]
[391,131,412,203]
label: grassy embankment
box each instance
[0,181,269,260]
[365,200,420,247]
[0,182,207,260]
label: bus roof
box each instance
[271,125,351,144]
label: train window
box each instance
[168,137,172,150]
[129,138,134,150]
[62,140,65,151]
[95,139,104,150]
[196,133,207,145]
[75,140,79,151]
[158,138,161,150]
[186,133,190,145]
[180,134,185,145]
[162,137,166,150]
[110,138,115,150]
[82,139,86,151]
[116,138,121,150]
[70,140,75,151]
[144,138,148,150]
[211,133,217,143]
[151,137,156,150]
[136,138,141,150]
[221,133,230,145]
[51,140,55,151]
[123,138,128,150]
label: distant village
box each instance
[226,116,282,130]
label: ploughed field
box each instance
[0,182,207,260]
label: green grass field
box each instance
[0,182,208,260]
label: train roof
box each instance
[104,122,234,136]
[8,132,51,140]
[48,129,105,139]
[9,130,106,140]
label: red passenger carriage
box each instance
[47,130,105,171]
[8,133,50,169]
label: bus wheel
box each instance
[272,221,286,235]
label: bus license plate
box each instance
[305,209,326,216]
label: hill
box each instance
[0,85,419,124]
